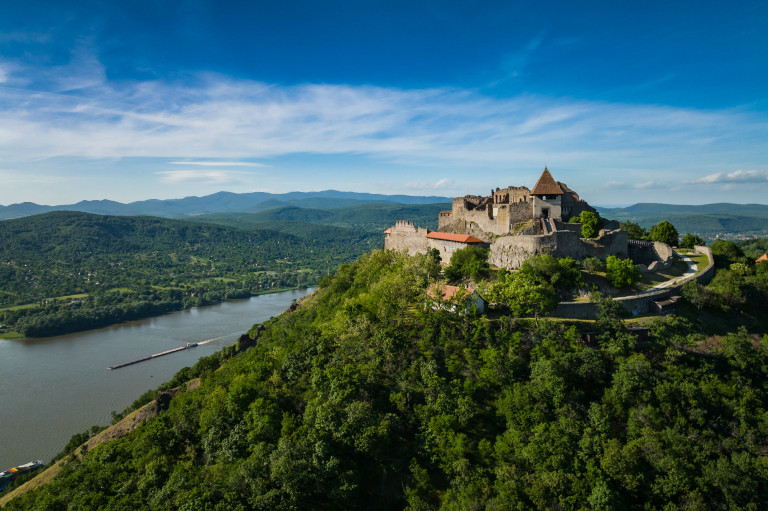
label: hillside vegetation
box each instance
[0,211,379,337]
[6,249,768,510]
[597,203,768,239]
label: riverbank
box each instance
[0,285,313,339]
[0,379,201,506]
[0,288,314,470]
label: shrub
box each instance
[649,221,679,247]
[679,233,703,249]
[444,246,490,282]
[582,257,605,273]
[605,256,641,288]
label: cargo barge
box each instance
[0,460,44,492]
[109,342,198,370]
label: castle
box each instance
[385,168,632,269]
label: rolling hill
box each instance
[596,203,768,238]
[0,191,451,220]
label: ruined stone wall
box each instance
[503,186,531,203]
[489,233,560,269]
[580,229,630,260]
[554,220,581,233]
[426,239,487,262]
[437,211,453,230]
[488,228,629,269]
[383,220,430,254]
[442,199,533,239]
[629,240,674,268]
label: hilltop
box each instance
[4,247,768,509]
[596,203,768,240]
[0,191,451,221]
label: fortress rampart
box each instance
[384,167,654,271]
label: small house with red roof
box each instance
[427,283,487,314]
[757,253,768,264]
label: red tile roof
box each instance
[426,232,484,243]
[384,228,391,234]
[427,284,476,300]
[757,253,768,263]
[531,167,564,195]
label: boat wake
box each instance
[195,335,228,346]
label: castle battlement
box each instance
[385,167,620,269]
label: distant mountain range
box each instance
[596,203,768,238]
[0,190,452,220]
[3,194,767,240]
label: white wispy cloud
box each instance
[0,57,766,192]
[686,169,768,185]
[169,161,265,167]
[155,170,257,184]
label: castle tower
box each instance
[530,167,563,219]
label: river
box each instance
[0,288,314,470]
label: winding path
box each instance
[638,250,698,294]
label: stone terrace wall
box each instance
[552,245,715,319]
[488,228,629,270]
[489,233,559,269]
[427,238,486,263]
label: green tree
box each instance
[485,270,558,323]
[444,246,490,282]
[620,221,649,240]
[711,239,745,268]
[580,211,601,238]
[679,233,703,249]
[517,254,583,292]
[681,281,712,310]
[582,256,605,273]
[649,220,679,246]
[605,256,641,288]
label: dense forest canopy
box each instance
[0,211,380,336]
[6,245,768,509]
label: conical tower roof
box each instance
[531,167,563,195]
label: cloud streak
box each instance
[169,161,265,167]
[686,169,768,185]
[0,56,767,206]
[155,170,257,184]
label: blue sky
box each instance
[1,0,766,206]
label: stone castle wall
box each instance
[487,228,629,269]
[384,220,489,262]
[441,199,532,239]
[384,220,430,254]
[427,238,486,263]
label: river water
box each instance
[0,288,314,470]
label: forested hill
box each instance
[195,202,449,232]
[596,202,768,239]
[0,190,452,220]
[6,250,768,509]
[0,211,379,336]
